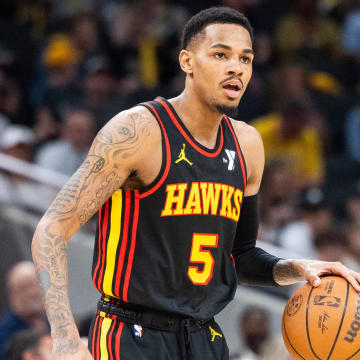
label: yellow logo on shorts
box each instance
[209,325,223,342]
[175,144,193,166]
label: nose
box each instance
[226,58,243,76]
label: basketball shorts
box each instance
[88,298,229,360]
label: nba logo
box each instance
[133,324,143,338]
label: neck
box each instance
[169,88,224,149]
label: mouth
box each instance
[222,81,243,99]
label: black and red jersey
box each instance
[91,97,247,319]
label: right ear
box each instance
[23,350,36,360]
[179,49,193,74]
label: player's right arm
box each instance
[31,107,158,359]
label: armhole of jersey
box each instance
[224,116,248,189]
[138,102,171,199]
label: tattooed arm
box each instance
[32,107,160,358]
[232,120,360,292]
[273,259,360,291]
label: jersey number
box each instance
[187,233,218,285]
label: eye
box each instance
[214,52,226,59]
[241,56,252,64]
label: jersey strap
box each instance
[137,101,171,199]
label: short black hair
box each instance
[4,330,47,360]
[181,7,254,50]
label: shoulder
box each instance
[93,105,162,158]
[229,119,264,155]
[98,105,161,142]
[90,105,162,171]
[228,119,265,195]
[101,105,158,131]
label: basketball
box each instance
[282,276,360,360]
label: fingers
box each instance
[343,269,360,292]
[321,262,360,292]
[306,272,321,287]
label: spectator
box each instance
[345,99,360,164]
[0,262,48,359]
[32,106,60,149]
[343,1,360,63]
[0,78,26,125]
[0,125,53,213]
[35,35,80,116]
[274,0,341,62]
[35,109,96,177]
[346,184,360,226]
[79,56,123,131]
[230,306,289,360]
[252,96,325,188]
[348,223,360,270]
[278,187,332,258]
[314,225,360,272]
[314,226,351,262]
[258,159,297,244]
[231,306,270,360]
[3,329,52,360]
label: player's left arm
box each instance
[232,121,360,290]
[231,121,281,286]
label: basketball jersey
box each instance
[91,97,247,319]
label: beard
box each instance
[214,103,239,119]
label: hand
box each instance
[51,337,93,360]
[293,259,360,291]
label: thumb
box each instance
[308,273,321,287]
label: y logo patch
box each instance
[223,149,236,170]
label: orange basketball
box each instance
[282,276,360,360]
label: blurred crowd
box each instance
[1,0,360,358]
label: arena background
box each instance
[0,0,359,357]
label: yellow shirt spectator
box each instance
[252,112,324,188]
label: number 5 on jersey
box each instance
[188,233,218,285]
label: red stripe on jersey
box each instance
[123,190,140,302]
[115,322,124,360]
[108,318,116,360]
[224,116,247,189]
[96,316,104,360]
[92,207,103,288]
[230,253,235,265]
[114,190,131,295]
[97,200,110,290]
[139,103,171,199]
[157,98,224,158]
[91,314,100,357]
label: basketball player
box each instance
[31,7,360,360]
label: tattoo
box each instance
[273,260,302,284]
[78,171,120,225]
[32,109,153,354]
[38,270,51,293]
[53,327,79,354]
[33,223,78,353]
[48,155,105,216]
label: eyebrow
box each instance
[209,43,255,55]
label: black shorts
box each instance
[88,298,229,360]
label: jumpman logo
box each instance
[175,144,193,166]
[209,325,223,342]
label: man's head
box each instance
[239,306,270,354]
[6,262,44,319]
[179,7,254,118]
[62,109,95,151]
[4,330,52,360]
[279,96,313,139]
